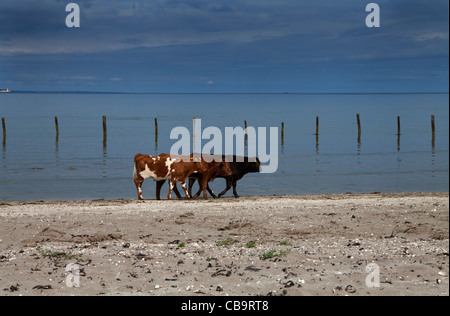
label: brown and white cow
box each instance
[133,153,231,201]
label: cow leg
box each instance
[173,183,183,200]
[180,181,192,201]
[193,176,209,201]
[192,188,202,200]
[167,180,175,200]
[134,177,144,200]
[189,178,217,199]
[200,177,209,201]
[192,183,204,200]
[192,176,205,200]
[218,178,233,198]
[190,178,204,200]
[156,180,165,200]
[233,180,240,198]
[206,184,217,199]
[188,178,195,197]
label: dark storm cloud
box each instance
[0,0,448,92]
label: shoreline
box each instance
[1,192,448,296]
[2,191,448,205]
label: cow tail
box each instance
[133,162,137,179]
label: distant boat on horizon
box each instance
[0,88,12,93]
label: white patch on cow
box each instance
[165,158,174,177]
[182,183,190,198]
[139,164,168,181]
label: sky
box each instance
[0,0,448,93]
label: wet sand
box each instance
[1,192,448,296]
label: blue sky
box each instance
[0,0,448,93]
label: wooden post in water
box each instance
[1,117,5,139]
[315,116,319,136]
[54,116,60,135]
[356,113,361,135]
[244,120,248,150]
[154,117,159,152]
[431,115,436,135]
[356,113,362,143]
[315,116,319,153]
[356,113,362,151]
[281,122,285,142]
[431,115,436,149]
[2,117,6,148]
[102,115,107,145]
[54,116,60,144]
[193,117,197,154]
[396,116,401,152]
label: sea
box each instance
[0,93,448,201]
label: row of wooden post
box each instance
[310,113,437,137]
[1,114,438,144]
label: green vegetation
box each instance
[246,241,257,248]
[260,249,290,260]
[36,247,90,265]
[216,238,237,247]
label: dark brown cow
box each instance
[189,155,261,199]
[133,153,231,201]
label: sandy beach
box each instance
[0,192,448,296]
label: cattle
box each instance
[188,155,261,199]
[156,154,232,200]
[133,153,231,201]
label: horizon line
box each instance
[4,90,450,95]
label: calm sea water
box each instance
[0,93,448,201]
